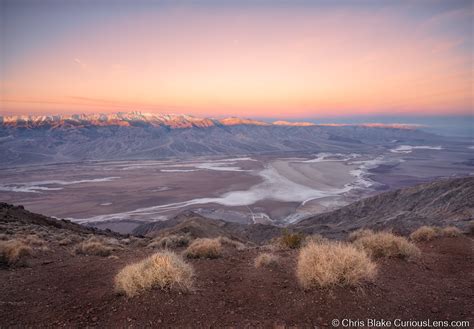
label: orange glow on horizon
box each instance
[1,4,472,117]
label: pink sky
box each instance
[1,2,472,117]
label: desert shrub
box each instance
[115,251,194,297]
[217,236,246,250]
[254,253,279,268]
[354,231,420,260]
[184,238,222,259]
[129,236,149,248]
[148,234,191,249]
[304,234,328,246]
[103,237,122,246]
[74,240,113,257]
[0,234,9,241]
[58,238,73,246]
[22,234,46,246]
[279,230,304,249]
[260,244,278,252]
[441,226,462,237]
[348,229,374,242]
[410,226,439,242]
[297,241,376,288]
[0,240,32,265]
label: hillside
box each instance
[1,179,473,327]
[0,202,473,326]
[0,112,440,165]
[133,177,474,242]
[294,176,474,237]
[132,211,282,244]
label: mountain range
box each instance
[0,112,441,165]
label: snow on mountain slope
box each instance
[0,112,443,166]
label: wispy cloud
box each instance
[73,58,87,69]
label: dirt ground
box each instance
[1,236,473,328]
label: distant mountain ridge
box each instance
[1,112,420,129]
[0,112,311,129]
[0,112,439,165]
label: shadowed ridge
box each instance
[293,176,474,238]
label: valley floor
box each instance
[1,236,473,327]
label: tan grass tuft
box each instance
[441,226,462,237]
[0,240,33,265]
[58,238,74,246]
[22,234,46,246]
[254,253,279,268]
[348,229,374,242]
[354,231,420,260]
[148,234,191,249]
[74,240,113,257]
[297,241,376,288]
[184,238,222,259]
[278,230,304,249]
[304,234,329,246]
[217,236,246,250]
[409,226,439,242]
[114,251,194,297]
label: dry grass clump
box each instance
[217,236,246,250]
[115,251,194,297]
[22,234,46,246]
[278,230,304,249]
[184,238,222,259]
[348,229,374,242]
[74,240,113,257]
[354,231,420,260]
[148,234,191,249]
[0,240,33,265]
[58,238,74,246]
[254,253,279,268]
[441,226,462,237]
[409,226,439,242]
[129,236,149,248]
[304,234,328,246]
[297,241,376,288]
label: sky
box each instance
[0,0,473,119]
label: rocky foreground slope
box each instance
[1,176,473,327]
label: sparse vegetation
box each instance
[353,231,420,260]
[148,234,191,249]
[0,240,32,265]
[279,230,304,249]
[115,251,194,297]
[217,236,246,250]
[441,226,462,237]
[410,226,439,242]
[184,238,222,259]
[348,229,374,242]
[297,241,376,288]
[254,253,279,268]
[58,238,74,246]
[304,234,328,246]
[22,234,46,246]
[74,240,113,257]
